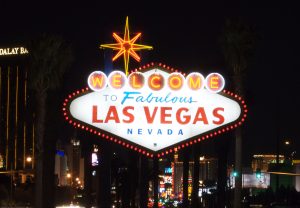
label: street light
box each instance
[26,156,32,163]
[255,168,261,179]
[66,173,72,186]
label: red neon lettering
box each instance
[92,106,103,123]
[212,107,225,124]
[144,107,158,123]
[193,107,208,124]
[122,106,135,123]
[161,107,172,124]
[176,108,191,124]
[104,106,120,123]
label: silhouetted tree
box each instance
[28,34,73,208]
[153,157,159,208]
[216,135,230,207]
[182,148,190,207]
[120,167,130,207]
[129,152,138,207]
[98,142,112,207]
[139,155,149,208]
[191,145,200,208]
[219,18,256,208]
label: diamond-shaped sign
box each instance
[63,63,247,157]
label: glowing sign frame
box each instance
[62,63,248,158]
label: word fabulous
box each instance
[88,70,225,93]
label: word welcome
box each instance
[88,70,225,93]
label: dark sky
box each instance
[1,1,299,165]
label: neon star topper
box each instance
[100,16,153,76]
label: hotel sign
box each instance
[0,47,28,56]
[63,63,247,157]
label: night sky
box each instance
[1,1,299,165]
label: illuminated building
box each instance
[0,46,34,181]
[54,138,84,187]
[228,154,300,189]
[228,155,285,189]
[172,153,218,198]
[251,154,285,172]
[294,160,300,191]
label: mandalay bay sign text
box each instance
[64,64,247,156]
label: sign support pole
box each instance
[182,148,189,207]
[192,145,200,208]
[83,140,92,208]
[153,157,159,208]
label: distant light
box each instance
[256,168,262,179]
[92,153,99,166]
[256,173,261,179]
[56,204,84,208]
[165,167,172,174]
[93,145,98,152]
[285,141,290,145]
[75,177,79,181]
[26,156,32,162]
[92,170,96,176]
[71,139,80,146]
[56,150,65,157]
[233,171,238,177]
[200,156,205,161]
[66,173,71,178]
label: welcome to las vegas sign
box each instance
[62,63,247,157]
